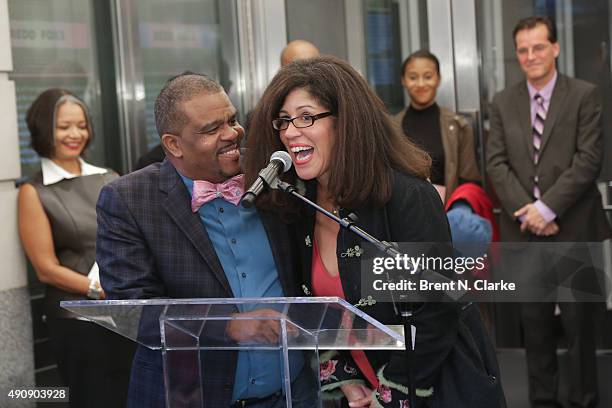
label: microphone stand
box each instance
[277,181,401,257]
[275,180,417,407]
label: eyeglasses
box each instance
[271,112,333,131]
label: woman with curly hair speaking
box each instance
[244,56,505,407]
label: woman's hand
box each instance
[341,383,373,407]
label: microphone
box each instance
[241,151,292,208]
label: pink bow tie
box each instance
[191,174,244,212]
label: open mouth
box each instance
[290,145,314,165]
[218,144,240,159]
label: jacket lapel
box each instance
[259,210,294,296]
[158,160,233,296]
[514,82,533,157]
[540,74,568,154]
[298,181,318,295]
[438,107,457,186]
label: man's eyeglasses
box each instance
[271,112,333,131]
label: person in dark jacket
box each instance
[487,17,610,408]
[133,143,165,171]
[18,89,133,407]
[245,56,506,407]
[392,50,480,203]
[97,73,315,408]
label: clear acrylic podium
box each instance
[61,297,405,407]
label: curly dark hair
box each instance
[244,55,431,212]
[26,89,93,158]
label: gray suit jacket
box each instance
[486,73,610,242]
[96,159,300,407]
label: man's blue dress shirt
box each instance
[181,175,302,401]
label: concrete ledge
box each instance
[0,286,34,408]
[0,80,20,182]
[0,181,26,291]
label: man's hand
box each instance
[539,221,560,236]
[514,203,548,234]
[226,309,288,344]
[341,383,373,407]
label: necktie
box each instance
[191,174,244,212]
[532,94,546,199]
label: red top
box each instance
[312,239,379,388]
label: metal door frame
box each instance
[427,0,484,178]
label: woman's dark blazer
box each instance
[292,170,506,407]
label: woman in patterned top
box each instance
[245,56,506,407]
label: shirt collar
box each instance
[41,157,108,186]
[527,70,558,102]
[179,172,195,195]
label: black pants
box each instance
[518,241,601,408]
[47,318,136,408]
[521,301,597,408]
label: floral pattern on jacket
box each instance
[318,350,366,399]
[371,365,434,408]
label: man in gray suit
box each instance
[97,73,313,407]
[487,16,610,408]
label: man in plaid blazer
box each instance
[97,73,308,407]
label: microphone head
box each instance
[270,151,293,173]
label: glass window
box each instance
[115,0,242,166]
[8,0,105,177]
[476,0,612,179]
[364,0,402,113]
[135,0,237,150]
[363,0,429,113]
[286,0,348,61]
[285,0,429,113]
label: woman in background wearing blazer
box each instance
[18,89,133,407]
[393,50,480,203]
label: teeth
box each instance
[219,144,237,154]
[291,146,313,153]
[219,148,238,156]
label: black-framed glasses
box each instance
[271,112,333,131]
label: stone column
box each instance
[0,0,35,406]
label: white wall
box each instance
[0,0,25,292]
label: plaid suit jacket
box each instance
[96,159,299,407]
